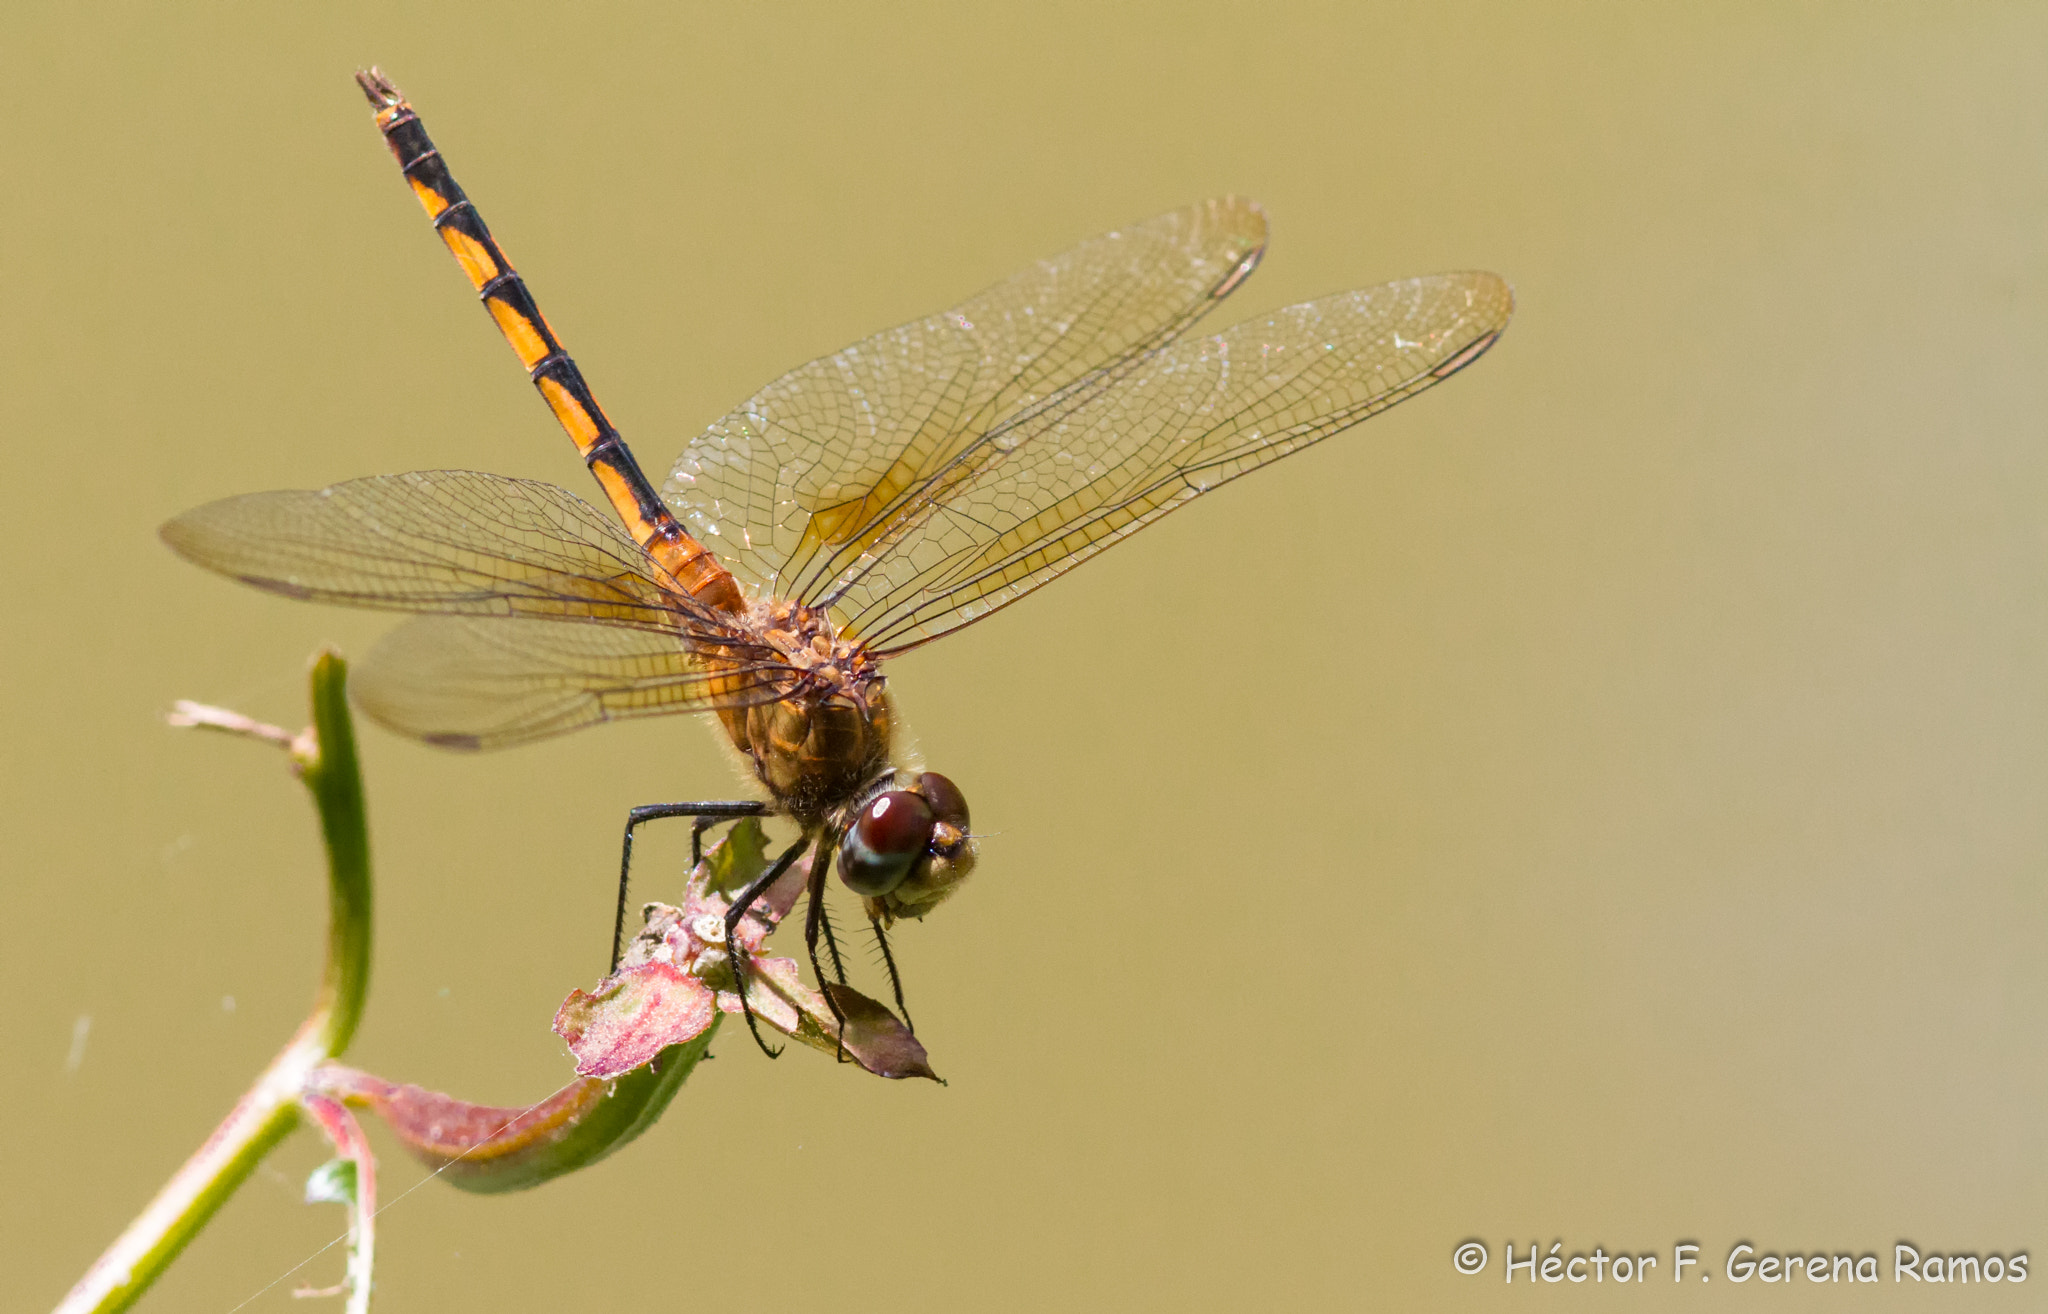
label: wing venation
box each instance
[834,272,1515,654]
[162,470,734,635]
[662,198,1269,601]
[162,470,797,749]
[355,615,784,750]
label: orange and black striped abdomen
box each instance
[354,69,741,614]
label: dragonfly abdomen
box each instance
[355,69,742,615]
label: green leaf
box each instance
[302,1159,359,1206]
[704,815,770,894]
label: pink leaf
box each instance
[555,961,718,1079]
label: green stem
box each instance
[299,651,372,1054]
[56,651,373,1314]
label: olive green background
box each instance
[7,4,2046,1309]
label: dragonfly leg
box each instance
[689,817,721,868]
[870,917,914,1035]
[808,834,850,986]
[801,834,852,1060]
[614,801,770,971]
[723,834,809,1059]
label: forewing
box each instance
[354,615,784,750]
[162,470,712,633]
[663,198,1267,601]
[832,272,1514,655]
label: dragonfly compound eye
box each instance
[916,771,970,834]
[877,774,978,919]
[839,790,936,896]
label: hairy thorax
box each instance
[715,598,893,823]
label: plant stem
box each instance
[56,651,373,1314]
[299,650,372,1055]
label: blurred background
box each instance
[7,3,2047,1309]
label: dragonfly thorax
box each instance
[719,598,892,822]
[751,598,880,705]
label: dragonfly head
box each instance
[838,771,976,920]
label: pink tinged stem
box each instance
[297,1095,378,1314]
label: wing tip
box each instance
[1480,270,1516,319]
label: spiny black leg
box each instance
[613,801,769,971]
[816,905,849,985]
[814,854,849,986]
[801,834,851,1060]
[871,918,914,1035]
[724,833,809,1059]
[690,817,719,868]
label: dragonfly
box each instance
[162,69,1514,1058]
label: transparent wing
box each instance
[829,272,1514,655]
[162,469,799,750]
[161,470,732,636]
[355,615,785,750]
[663,197,1268,601]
